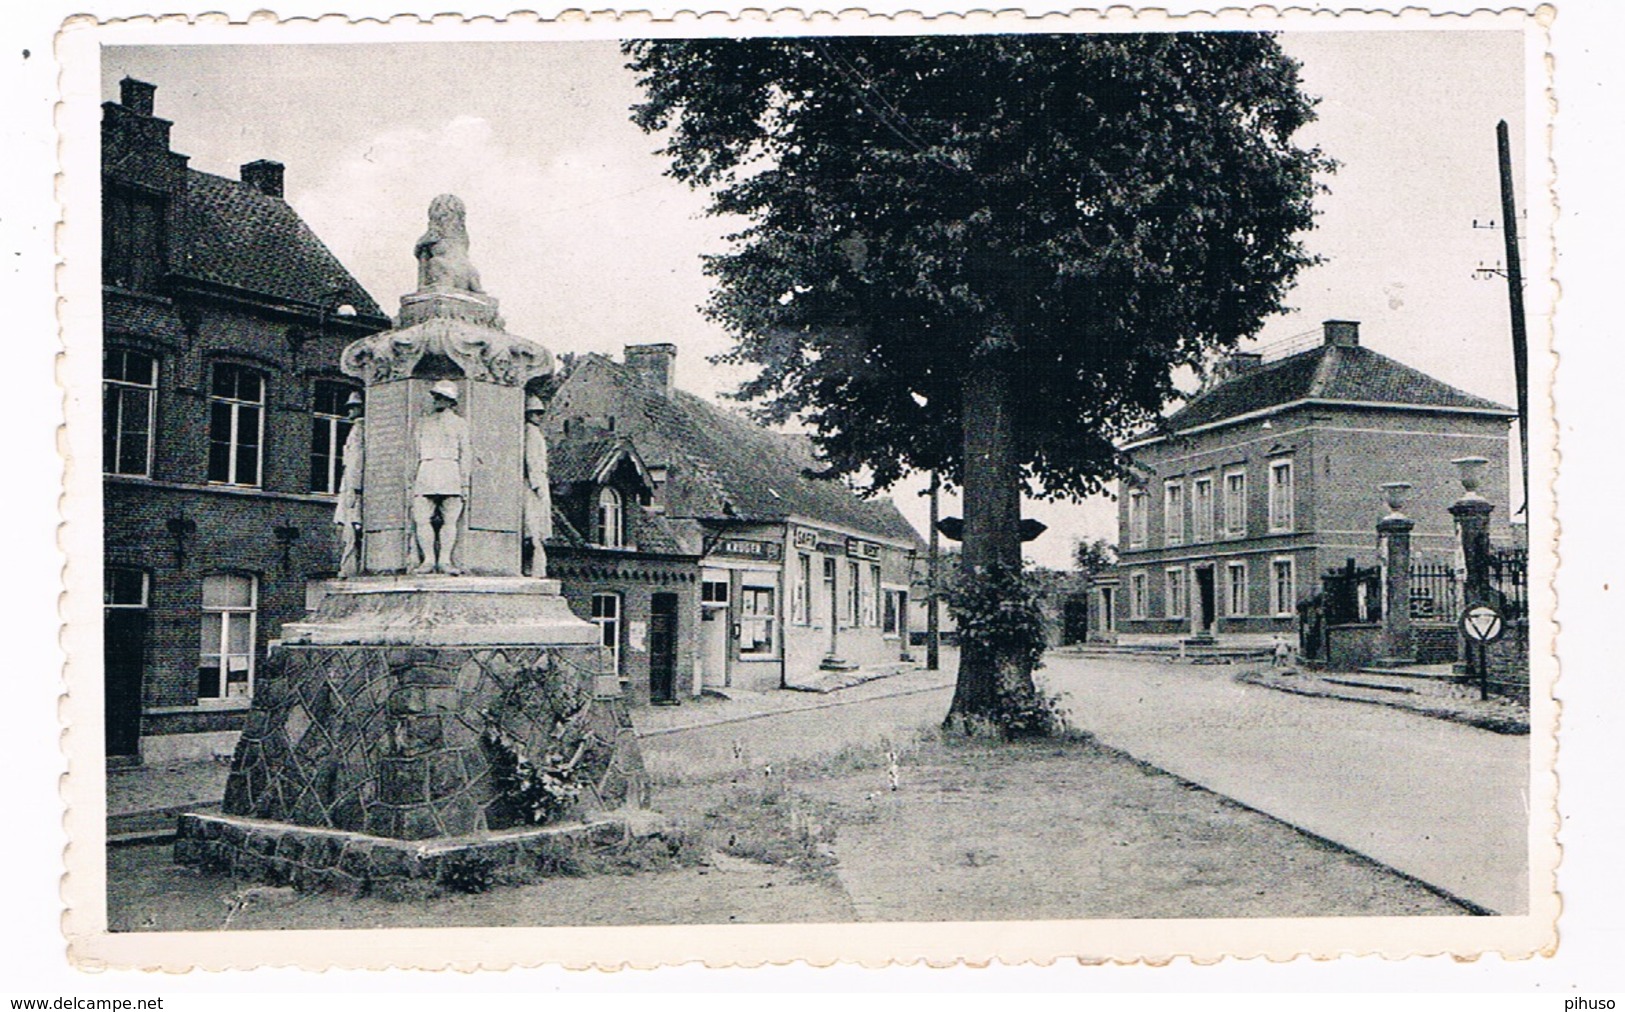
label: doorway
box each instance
[1194,566,1217,636]
[823,556,839,657]
[649,592,678,704]
[699,571,730,689]
[104,568,148,761]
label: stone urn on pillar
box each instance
[177,196,648,892]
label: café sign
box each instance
[846,538,882,561]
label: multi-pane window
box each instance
[1193,477,1214,543]
[595,486,624,548]
[739,585,776,656]
[1271,557,1297,616]
[207,364,264,486]
[103,189,165,292]
[198,574,256,702]
[309,381,356,494]
[591,592,622,676]
[1165,568,1186,619]
[1227,561,1249,617]
[103,350,157,477]
[105,567,149,609]
[1128,490,1149,548]
[701,579,729,606]
[851,562,864,627]
[1269,459,1295,533]
[1163,481,1184,546]
[1223,470,1247,538]
[793,553,812,625]
[1129,572,1148,620]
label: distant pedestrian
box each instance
[1272,633,1292,668]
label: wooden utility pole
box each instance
[927,469,941,671]
[1497,119,1530,513]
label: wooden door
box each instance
[649,592,678,703]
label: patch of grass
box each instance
[699,781,841,879]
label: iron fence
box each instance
[1489,546,1528,622]
[1409,561,1459,621]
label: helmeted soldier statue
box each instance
[412,380,471,575]
[333,390,365,576]
[522,392,552,577]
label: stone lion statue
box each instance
[414,193,485,294]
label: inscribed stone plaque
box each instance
[362,379,410,573]
[467,380,522,533]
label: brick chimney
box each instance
[624,343,677,395]
[119,77,156,116]
[1227,351,1263,375]
[240,159,285,199]
[1323,319,1360,348]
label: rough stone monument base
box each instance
[175,577,650,891]
[174,811,639,896]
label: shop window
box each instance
[867,563,881,626]
[310,381,357,494]
[595,487,624,548]
[591,592,622,676]
[740,585,776,656]
[103,349,157,477]
[198,573,256,702]
[207,363,264,487]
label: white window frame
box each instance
[739,583,777,657]
[1128,489,1149,548]
[105,566,149,609]
[1270,556,1297,617]
[198,573,257,704]
[595,486,624,548]
[882,588,905,637]
[104,349,157,478]
[1193,475,1215,543]
[1164,567,1186,620]
[1226,560,1249,618]
[591,591,623,676]
[1163,480,1184,546]
[1223,468,1248,539]
[207,363,265,488]
[866,563,881,626]
[1129,571,1148,620]
[309,380,356,495]
[1268,458,1295,533]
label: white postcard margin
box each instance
[55,4,1562,971]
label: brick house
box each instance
[102,79,390,764]
[544,434,704,706]
[1109,320,1515,642]
[542,345,924,693]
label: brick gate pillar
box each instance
[1377,481,1416,663]
[1449,457,1496,675]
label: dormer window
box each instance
[595,486,624,548]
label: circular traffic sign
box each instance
[1460,604,1505,644]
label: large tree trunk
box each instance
[946,360,1038,729]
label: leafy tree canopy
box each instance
[625,33,1331,500]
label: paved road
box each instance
[1037,654,1530,914]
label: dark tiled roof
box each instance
[543,501,700,558]
[175,170,386,320]
[565,356,923,546]
[548,436,625,485]
[1161,343,1513,434]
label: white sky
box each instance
[103,30,1529,568]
